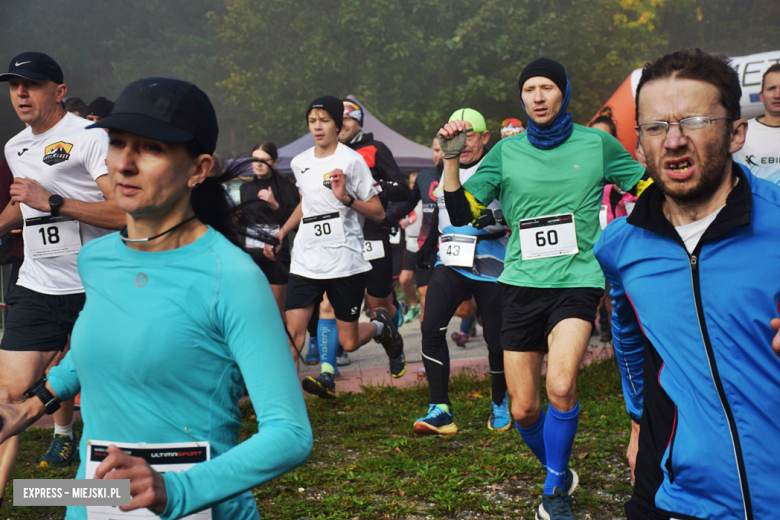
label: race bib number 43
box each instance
[519,213,578,260]
[439,234,477,268]
[300,212,346,247]
[24,216,81,259]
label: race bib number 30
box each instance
[519,213,578,260]
[85,440,211,520]
[24,216,81,259]
[300,212,346,247]
[439,234,477,268]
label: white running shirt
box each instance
[289,143,381,279]
[733,118,780,184]
[4,112,111,295]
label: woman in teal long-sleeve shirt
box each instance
[0,77,312,519]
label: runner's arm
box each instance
[387,182,421,225]
[158,260,312,519]
[0,200,23,236]
[10,174,126,230]
[346,194,384,223]
[375,144,410,203]
[594,228,645,422]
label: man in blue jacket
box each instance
[595,48,780,520]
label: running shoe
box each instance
[451,330,469,348]
[394,306,404,329]
[536,487,575,520]
[336,346,351,366]
[413,404,458,436]
[305,337,320,365]
[301,372,336,399]
[417,366,427,378]
[468,319,477,337]
[600,330,613,343]
[39,434,78,468]
[369,308,404,360]
[403,304,421,323]
[389,352,407,378]
[488,393,512,431]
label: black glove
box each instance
[474,208,505,229]
[416,244,437,269]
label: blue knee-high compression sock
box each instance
[516,409,547,467]
[542,401,579,495]
[318,319,339,374]
[460,314,476,334]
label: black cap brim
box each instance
[88,113,194,143]
[0,71,55,83]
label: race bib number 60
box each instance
[300,212,346,247]
[24,215,82,259]
[519,213,578,260]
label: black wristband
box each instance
[24,377,61,415]
[344,195,355,207]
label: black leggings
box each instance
[421,265,506,406]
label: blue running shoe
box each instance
[302,372,336,399]
[536,486,575,520]
[305,337,319,365]
[488,393,512,431]
[39,434,78,468]
[413,404,458,436]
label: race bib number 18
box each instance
[24,216,82,259]
[519,213,578,260]
[300,212,346,247]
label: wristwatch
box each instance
[24,378,61,415]
[49,194,63,217]
[344,195,355,207]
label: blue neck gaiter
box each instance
[520,79,573,150]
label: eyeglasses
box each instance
[635,116,731,137]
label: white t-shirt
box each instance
[733,118,780,184]
[289,143,381,279]
[4,112,111,295]
[435,156,501,232]
[675,205,724,254]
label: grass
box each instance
[3,358,633,519]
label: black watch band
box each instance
[49,194,63,217]
[24,377,61,415]
[345,195,355,207]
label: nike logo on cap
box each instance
[15,61,32,67]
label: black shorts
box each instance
[365,237,394,299]
[416,266,433,288]
[402,250,417,272]
[285,273,366,322]
[258,260,289,285]
[500,284,603,352]
[0,285,86,352]
[391,243,406,280]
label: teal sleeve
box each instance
[160,263,313,519]
[602,134,645,192]
[463,143,503,206]
[47,351,80,402]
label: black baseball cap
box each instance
[0,52,64,84]
[87,96,114,118]
[88,77,218,155]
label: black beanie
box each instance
[306,96,343,131]
[518,58,568,95]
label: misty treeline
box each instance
[0,0,778,156]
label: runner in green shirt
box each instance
[439,58,644,520]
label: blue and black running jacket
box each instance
[595,166,780,520]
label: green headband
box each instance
[448,108,487,133]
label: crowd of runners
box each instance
[0,47,778,520]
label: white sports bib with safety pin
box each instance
[85,440,211,520]
[246,224,280,249]
[519,213,578,260]
[24,215,82,259]
[300,212,346,247]
[439,234,477,268]
[362,240,385,261]
[388,227,401,245]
